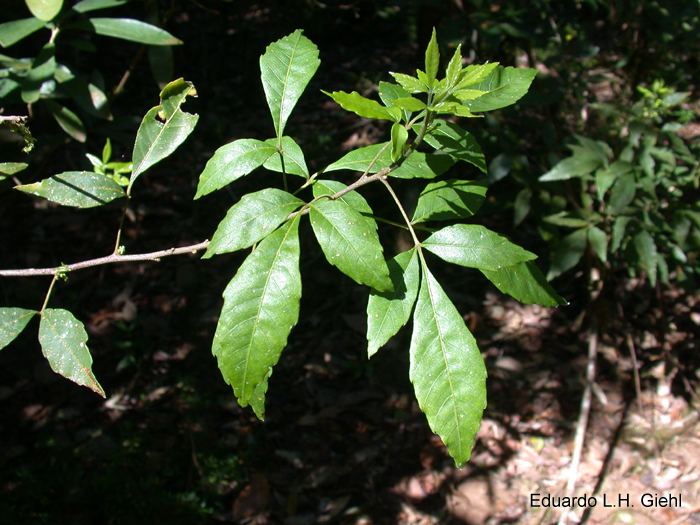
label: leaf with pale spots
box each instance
[0,308,36,351]
[38,309,105,397]
[410,263,486,466]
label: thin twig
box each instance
[380,177,422,248]
[558,321,598,525]
[0,241,210,278]
[625,332,644,414]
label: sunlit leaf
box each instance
[0,308,36,351]
[15,171,125,208]
[26,0,63,21]
[213,218,301,419]
[88,18,182,46]
[466,66,536,113]
[0,18,45,48]
[323,90,401,122]
[367,250,419,357]
[39,309,105,397]
[481,261,565,306]
[424,27,439,86]
[72,0,128,13]
[260,29,320,139]
[410,264,486,466]
[262,136,309,178]
[412,179,487,223]
[423,120,486,173]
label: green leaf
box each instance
[634,230,658,286]
[39,309,105,397]
[212,218,301,419]
[608,172,636,214]
[513,187,531,226]
[595,160,632,200]
[424,27,439,85]
[367,250,419,357]
[445,44,462,88]
[391,151,454,179]
[455,63,500,89]
[412,179,487,223]
[323,90,401,122]
[26,0,63,21]
[260,29,320,139]
[148,45,174,89]
[540,155,602,182]
[88,18,182,46]
[0,18,45,48]
[102,138,112,163]
[204,189,303,257]
[547,228,587,279]
[310,195,391,292]
[15,171,125,208]
[73,0,128,14]
[312,179,377,230]
[262,136,309,178]
[410,264,486,466]
[0,308,36,351]
[130,78,198,190]
[45,101,86,143]
[465,66,536,113]
[391,97,427,112]
[423,120,486,173]
[0,163,28,180]
[325,142,391,173]
[481,261,566,307]
[21,43,56,103]
[391,123,408,162]
[543,212,590,228]
[389,72,427,94]
[424,224,536,271]
[196,139,276,198]
[587,226,608,263]
[611,216,631,253]
[378,81,412,120]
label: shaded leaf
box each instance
[424,224,536,271]
[410,264,486,466]
[367,250,419,357]
[540,155,602,182]
[0,308,36,351]
[391,123,408,162]
[466,66,536,112]
[378,81,412,120]
[412,179,487,223]
[547,228,587,279]
[608,172,636,214]
[634,230,658,286]
[39,309,105,397]
[587,226,608,263]
[0,18,45,48]
[324,90,400,122]
[260,29,320,139]
[595,160,632,200]
[0,162,28,180]
[15,171,125,208]
[148,45,173,89]
[213,218,301,419]
[481,261,565,307]
[204,188,302,257]
[130,78,198,189]
[513,187,531,226]
[196,139,276,198]
[423,120,486,173]
[310,195,391,292]
[391,151,454,179]
[611,216,632,253]
[88,18,182,46]
[262,136,308,178]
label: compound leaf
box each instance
[39,309,105,397]
[0,308,36,351]
[88,18,181,45]
[310,195,391,292]
[260,29,320,139]
[481,261,565,306]
[390,151,454,179]
[325,143,391,174]
[213,218,301,419]
[205,188,302,257]
[410,264,486,466]
[412,179,487,223]
[424,224,536,271]
[130,78,199,190]
[367,250,419,357]
[196,139,276,198]
[312,179,377,230]
[15,171,125,208]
